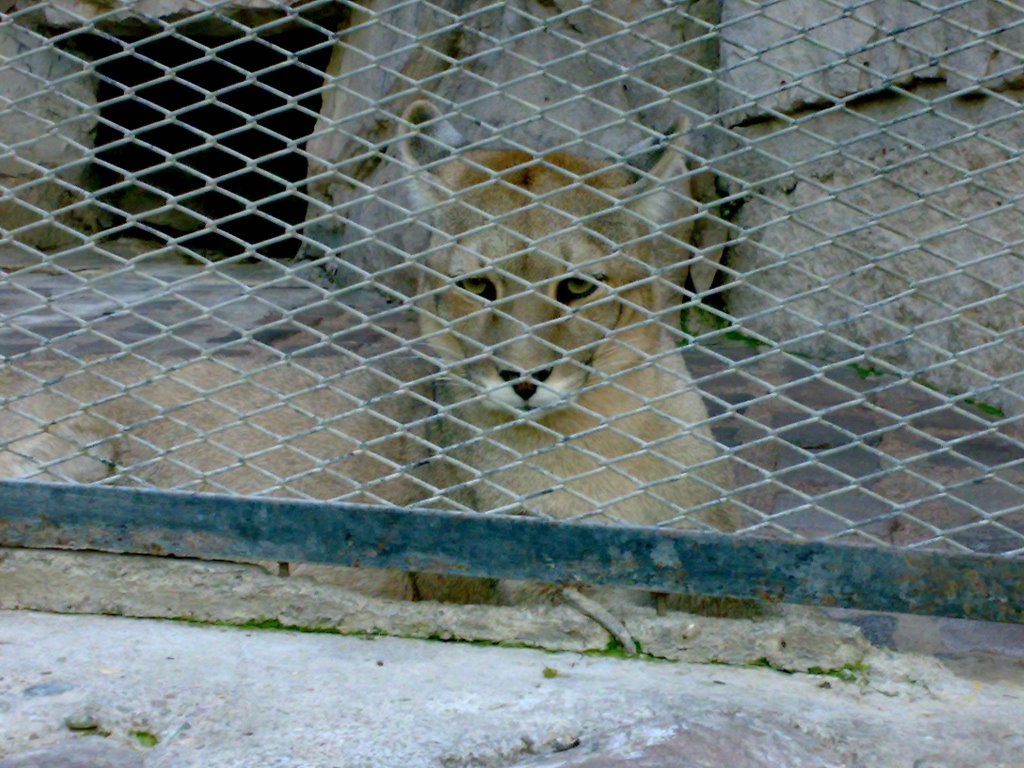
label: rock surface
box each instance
[721,83,1024,416]
[718,0,1024,123]
[0,610,1021,768]
[514,715,860,768]
[0,740,144,768]
[0,24,105,248]
[713,0,1024,415]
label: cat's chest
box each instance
[471,425,648,516]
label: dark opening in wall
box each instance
[71,27,334,261]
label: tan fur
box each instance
[400,101,742,608]
[1,354,431,499]
[402,103,735,522]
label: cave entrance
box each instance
[73,26,334,261]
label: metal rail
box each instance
[0,480,1019,623]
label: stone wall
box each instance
[297,0,1024,415]
[718,0,1024,416]
[0,0,341,252]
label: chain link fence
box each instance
[0,0,1022,615]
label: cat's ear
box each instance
[614,116,691,227]
[399,100,467,210]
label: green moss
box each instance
[414,632,672,662]
[579,637,669,662]
[742,656,800,674]
[542,666,560,679]
[166,615,657,659]
[844,364,1005,418]
[679,305,729,340]
[964,398,1006,418]
[131,731,158,748]
[847,363,888,379]
[907,379,1006,418]
[805,661,869,684]
[414,630,589,653]
[723,330,772,349]
[732,658,871,682]
[175,616,344,635]
[582,637,634,659]
[236,618,336,633]
[602,636,633,656]
[678,303,776,352]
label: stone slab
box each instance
[0,547,869,671]
[0,740,144,768]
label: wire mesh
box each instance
[0,0,1022,579]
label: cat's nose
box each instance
[512,380,537,400]
[499,368,552,401]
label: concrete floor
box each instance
[0,610,1022,768]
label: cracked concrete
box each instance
[0,548,870,670]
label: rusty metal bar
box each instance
[0,480,1019,623]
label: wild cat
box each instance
[398,101,746,641]
[0,100,745,649]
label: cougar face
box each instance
[400,101,692,419]
[424,220,654,415]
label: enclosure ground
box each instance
[0,610,1021,768]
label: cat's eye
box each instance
[556,276,600,304]
[456,276,497,302]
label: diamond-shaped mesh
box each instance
[1,0,1022,563]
